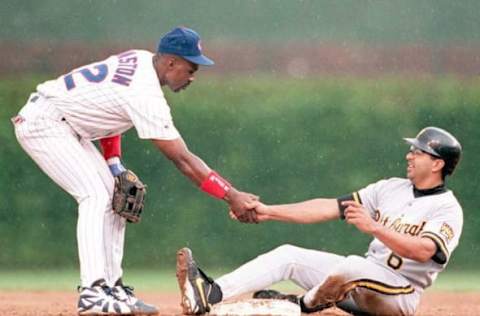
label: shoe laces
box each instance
[77,284,120,301]
[120,285,136,297]
[102,285,120,299]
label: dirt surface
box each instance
[0,291,478,316]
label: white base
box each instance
[209,299,301,316]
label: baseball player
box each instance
[177,127,463,316]
[12,26,258,315]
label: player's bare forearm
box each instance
[258,198,340,224]
[151,138,210,185]
[371,225,437,262]
[152,138,258,221]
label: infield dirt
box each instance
[0,291,478,316]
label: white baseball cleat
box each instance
[77,281,133,315]
[112,278,159,315]
[77,279,158,315]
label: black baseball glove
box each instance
[112,170,146,223]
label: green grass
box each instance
[0,269,479,292]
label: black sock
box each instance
[299,296,332,313]
[208,282,223,304]
[198,267,223,304]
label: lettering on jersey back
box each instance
[112,50,138,87]
[374,209,426,236]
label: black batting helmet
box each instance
[404,127,462,176]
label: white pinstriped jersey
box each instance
[36,50,180,141]
[356,177,463,289]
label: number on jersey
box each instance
[64,64,108,90]
[387,252,404,270]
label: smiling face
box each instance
[406,146,445,188]
[154,54,199,92]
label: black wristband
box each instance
[336,192,362,220]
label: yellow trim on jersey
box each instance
[421,231,450,259]
[346,279,414,295]
[353,192,361,204]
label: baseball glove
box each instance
[112,170,146,223]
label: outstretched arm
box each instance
[245,198,341,224]
[151,138,258,221]
[152,138,209,185]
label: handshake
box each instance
[225,189,270,223]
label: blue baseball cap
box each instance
[158,27,214,66]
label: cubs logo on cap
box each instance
[158,27,214,66]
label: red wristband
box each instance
[100,135,122,160]
[200,171,231,199]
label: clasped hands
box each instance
[226,190,269,224]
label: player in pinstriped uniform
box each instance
[12,27,258,315]
[177,127,463,316]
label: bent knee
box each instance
[77,188,112,210]
[268,244,304,260]
[256,244,304,268]
[329,255,367,280]
[274,244,301,252]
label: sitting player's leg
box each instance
[217,244,344,300]
[302,255,420,315]
[176,244,345,315]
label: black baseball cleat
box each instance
[253,290,330,314]
[252,289,300,305]
[176,248,222,315]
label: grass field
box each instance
[1,269,479,292]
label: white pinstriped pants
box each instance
[13,93,126,287]
[216,244,421,316]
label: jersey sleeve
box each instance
[125,96,181,140]
[420,202,463,264]
[336,192,362,219]
[337,179,387,219]
[357,179,389,218]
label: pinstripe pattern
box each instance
[36,50,180,141]
[13,49,185,288]
[83,137,126,285]
[14,96,126,287]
